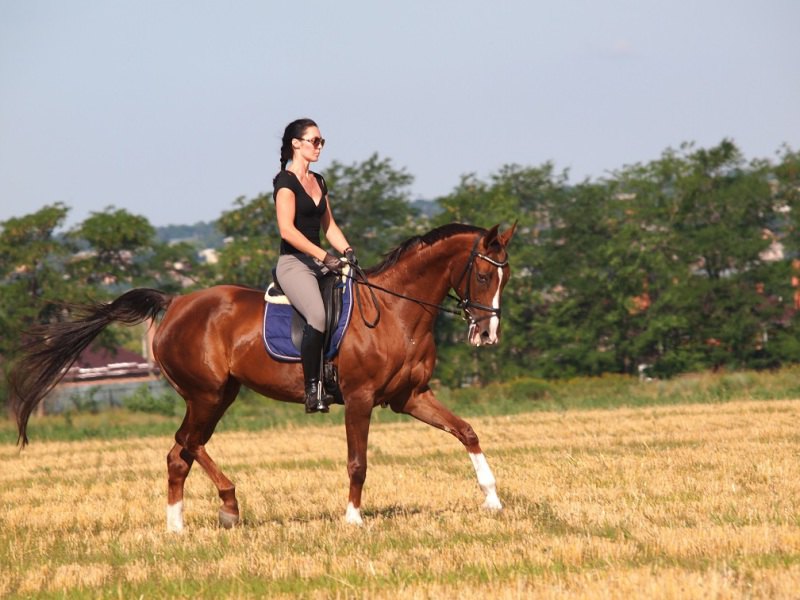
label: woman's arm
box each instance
[275,188,327,261]
[321,196,351,254]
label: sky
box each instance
[1,0,798,228]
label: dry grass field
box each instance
[1,399,799,598]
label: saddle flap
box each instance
[263,266,353,362]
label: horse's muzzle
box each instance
[468,322,499,346]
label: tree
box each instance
[0,204,74,405]
[430,141,795,383]
[215,193,280,287]
[65,206,156,288]
[322,153,419,267]
[776,146,800,257]
[432,164,569,384]
[65,206,204,294]
[603,140,785,375]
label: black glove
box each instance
[344,247,358,266]
[322,252,345,273]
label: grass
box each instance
[5,365,800,446]
[2,385,800,598]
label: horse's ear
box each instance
[484,224,501,249]
[498,221,517,248]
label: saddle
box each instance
[262,265,354,362]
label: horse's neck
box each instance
[373,236,468,307]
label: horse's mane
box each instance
[366,223,485,276]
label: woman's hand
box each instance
[344,247,358,266]
[323,252,346,273]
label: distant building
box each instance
[62,345,158,383]
[198,248,219,264]
[44,343,166,414]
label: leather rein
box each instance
[345,234,509,329]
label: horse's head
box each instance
[453,223,517,346]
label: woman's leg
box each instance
[276,254,326,331]
[276,255,327,412]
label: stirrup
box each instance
[304,380,329,414]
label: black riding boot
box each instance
[323,362,345,405]
[301,325,328,414]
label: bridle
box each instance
[348,234,509,329]
[449,234,509,326]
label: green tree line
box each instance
[2,141,800,406]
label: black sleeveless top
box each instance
[273,170,328,255]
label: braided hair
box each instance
[273,118,317,185]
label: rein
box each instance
[345,234,509,329]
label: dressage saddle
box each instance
[268,268,345,404]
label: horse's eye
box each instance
[476,272,490,284]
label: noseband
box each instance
[450,235,509,325]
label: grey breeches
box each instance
[276,253,329,332]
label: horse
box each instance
[10,222,516,531]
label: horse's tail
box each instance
[9,288,173,447]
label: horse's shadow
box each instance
[236,503,425,528]
[361,504,425,520]
[232,498,531,529]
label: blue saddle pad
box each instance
[262,271,354,362]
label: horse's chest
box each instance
[386,336,435,389]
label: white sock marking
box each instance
[469,452,503,510]
[167,501,184,533]
[345,501,364,525]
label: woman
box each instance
[273,118,357,413]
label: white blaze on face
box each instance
[487,266,503,342]
[468,267,504,346]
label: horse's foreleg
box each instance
[166,443,194,532]
[468,451,503,511]
[396,389,502,511]
[343,401,373,525]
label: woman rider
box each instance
[272,118,356,413]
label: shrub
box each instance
[123,384,180,416]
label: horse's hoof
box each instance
[218,509,240,529]
[166,501,185,533]
[482,496,503,511]
[344,502,364,526]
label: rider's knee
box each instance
[307,313,326,332]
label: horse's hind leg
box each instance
[394,388,502,511]
[170,380,242,530]
[166,443,194,532]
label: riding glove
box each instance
[323,252,346,273]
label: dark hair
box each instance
[275,118,317,177]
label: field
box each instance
[2,396,800,598]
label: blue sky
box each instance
[1,0,798,227]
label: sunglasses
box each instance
[299,137,326,149]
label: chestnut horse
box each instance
[11,223,515,531]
